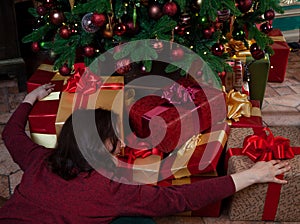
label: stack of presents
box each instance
[26,29,300,222]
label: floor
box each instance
[0,50,299,223]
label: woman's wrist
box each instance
[22,95,37,105]
[230,169,257,192]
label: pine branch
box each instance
[22,25,53,43]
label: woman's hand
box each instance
[23,83,55,105]
[249,160,291,184]
[231,159,291,192]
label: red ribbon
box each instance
[242,127,294,162]
[122,133,163,164]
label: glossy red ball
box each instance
[59,64,72,76]
[31,42,40,53]
[171,47,185,61]
[163,1,178,16]
[211,43,225,56]
[59,26,71,39]
[264,9,275,20]
[84,46,95,57]
[49,10,64,25]
[91,13,106,27]
[113,23,127,36]
[235,0,253,13]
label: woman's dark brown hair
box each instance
[47,108,119,180]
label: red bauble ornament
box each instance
[36,5,47,16]
[174,24,186,36]
[116,58,132,75]
[84,46,95,57]
[264,9,275,20]
[31,42,40,52]
[114,22,127,36]
[260,22,273,34]
[152,40,164,53]
[59,25,71,39]
[163,1,178,17]
[211,43,225,56]
[250,43,265,60]
[235,0,253,13]
[91,13,106,27]
[49,10,64,25]
[59,64,72,76]
[125,20,140,35]
[203,27,213,39]
[171,47,185,61]
[148,2,163,20]
[43,0,54,9]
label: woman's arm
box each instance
[2,83,55,171]
[110,160,290,217]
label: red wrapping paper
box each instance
[227,100,263,128]
[128,80,226,153]
[28,100,60,134]
[268,29,290,83]
[157,176,222,217]
[27,63,67,93]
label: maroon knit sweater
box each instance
[0,103,235,223]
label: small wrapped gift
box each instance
[267,29,290,83]
[128,79,226,153]
[231,53,270,107]
[226,90,263,128]
[157,176,223,217]
[159,122,230,180]
[55,68,124,136]
[227,127,300,221]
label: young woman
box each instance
[0,83,290,224]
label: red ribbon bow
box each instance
[242,127,294,162]
[63,63,102,95]
[123,133,163,164]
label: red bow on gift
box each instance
[242,127,294,162]
[123,133,163,164]
[63,63,102,95]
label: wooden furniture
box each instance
[0,0,26,91]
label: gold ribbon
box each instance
[270,36,286,42]
[226,89,252,122]
[170,129,227,179]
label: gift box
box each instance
[226,89,263,128]
[232,53,270,107]
[55,75,124,136]
[159,122,230,180]
[157,176,222,217]
[226,128,300,221]
[268,29,290,83]
[118,122,229,183]
[27,63,68,93]
[128,79,227,153]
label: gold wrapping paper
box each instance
[270,36,286,42]
[55,76,124,137]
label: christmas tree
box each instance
[22,0,284,87]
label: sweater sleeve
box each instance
[109,175,236,217]
[2,102,49,171]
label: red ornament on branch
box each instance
[260,22,273,34]
[84,46,96,57]
[116,58,132,75]
[31,42,40,52]
[113,22,127,36]
[250,43,265,60]
[59,64,72,76]
[36,5,47,16]
[211,43,225,56]
[235,0,253,13]
[91,13,106,27]
[59,25,71,39]
[163,1,178,17]
[171,47,185,61]
[49,10,64,25]
[148,2,163,20]
[264,9,275,20]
